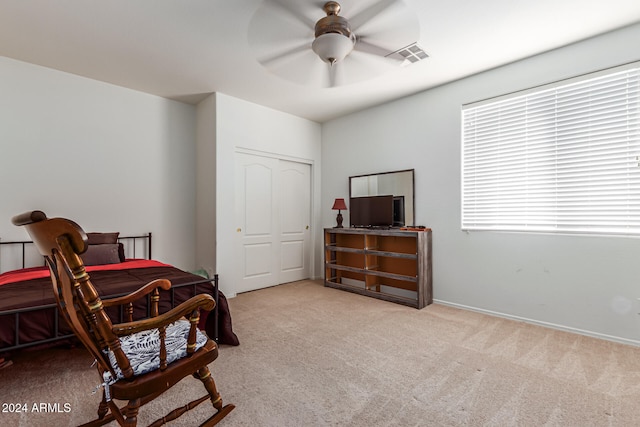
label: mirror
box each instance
[349,169,415,227]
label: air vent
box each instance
[386,42,429,65]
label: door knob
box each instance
[237,228,242,232]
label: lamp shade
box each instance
[312,33,355,65]
[332,198,347,210]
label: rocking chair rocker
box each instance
[12,210,234,426]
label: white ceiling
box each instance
[1,0,640,123]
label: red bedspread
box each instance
[0,259,171,286]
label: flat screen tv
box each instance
[350,195,394,228]
[393,196,405,227]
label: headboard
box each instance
[0,233,152,274]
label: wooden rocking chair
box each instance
[12,210,234,426]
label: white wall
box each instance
[0,57,197,270]
[196,93,322,297]
[195,94,217,275]
[322,23,640,345]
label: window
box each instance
[462,64,640,235]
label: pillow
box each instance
[81,244,121,266]
[117,242,126,263]
[86,232,119,245]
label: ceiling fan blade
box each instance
[259,42,311,68]
[260,49,328,87]
[349,0,420,60]
[328,62,346,88]
[354,38,400,61]
[263,0,316,30]
[249,0,314,73]
[332,49,399,86]
[349,0,398,32]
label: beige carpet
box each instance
[1,280,640,426]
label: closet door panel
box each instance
[279,160,311,284]
[235,154,279,292]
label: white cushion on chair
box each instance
[106,318,209,379]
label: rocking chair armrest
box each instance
[102,279,172,307]
[111,293,215,336]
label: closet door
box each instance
[235,153,311,293]
[278,160,311,284]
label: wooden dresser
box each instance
[324,227,432,308]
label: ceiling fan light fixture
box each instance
[312,32,355,65]
[312,2,356,65]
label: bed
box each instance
[0,232,238,357]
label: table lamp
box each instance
[332,198,347,228]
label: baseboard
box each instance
[433,299,640,348]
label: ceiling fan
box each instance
[248,0,421,87]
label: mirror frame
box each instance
[349,169,415,227]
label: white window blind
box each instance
[462,65,640,235]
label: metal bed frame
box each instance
[0,233,219,353]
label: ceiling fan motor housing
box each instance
[314,1,353,39]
